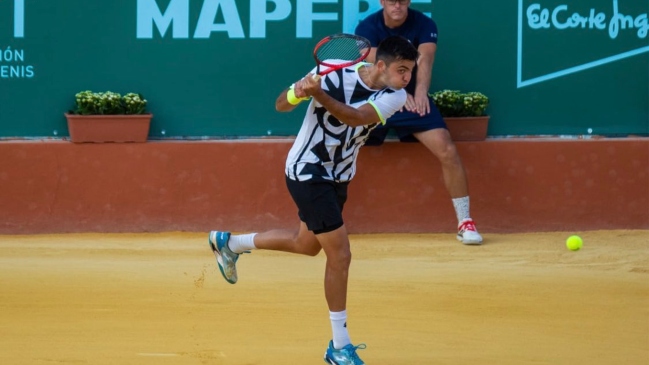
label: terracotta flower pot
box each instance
[65,113,152,143]
[444,116,490,141]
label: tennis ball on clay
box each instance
[566,235,583,251]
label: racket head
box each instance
[313,33,371,77]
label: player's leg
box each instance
[208,222,321,284]
[315,224,366,365]
[284,179,365,363]
[214,220,321,254]
[284,178,351,315]
[253,222,321,256]
[207,177,327,284]
[315,225,351,312]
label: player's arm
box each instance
[275,79,311,112]
[314,94,381,127]
[302,73,381,127]
[413,42,437,115]
[275,88,299,112]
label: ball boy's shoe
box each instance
[457,218,483,245]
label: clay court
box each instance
[1,230,647,365]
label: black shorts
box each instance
[285,176,349,234]
[365,95,447,146]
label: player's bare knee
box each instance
[327,249,352,269]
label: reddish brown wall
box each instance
[1,139,647,234]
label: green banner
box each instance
[1,0,647,138]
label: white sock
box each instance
[452,196,471,225]
[330,310,351,349]
[228,233,257,254]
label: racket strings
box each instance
[316,37,370,63]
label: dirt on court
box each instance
[0,230,647,365]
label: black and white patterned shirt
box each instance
[285,62,406,183]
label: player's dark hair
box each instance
[376,35,419,65]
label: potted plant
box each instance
[430,89,490,141]
[64,90,152,143]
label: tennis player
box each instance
[208,35,418,365]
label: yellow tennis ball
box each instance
[566,235,583,251]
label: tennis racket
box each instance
[313,33,371,81]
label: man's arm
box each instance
[413,42,437,116]
[365,48,378,64]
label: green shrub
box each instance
[71,90,148,115]
[430,89,489,117]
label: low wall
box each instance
[0,138,647,234]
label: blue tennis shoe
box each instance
[208,231,240,284]
[324,340,366,365]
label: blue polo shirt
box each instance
[355,9,438,95]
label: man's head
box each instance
[381,0,411,27]
[374,35,418,90]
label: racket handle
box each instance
[312,74,321,81]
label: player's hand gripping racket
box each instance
[313,33,371,81]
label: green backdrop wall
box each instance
[1,0,647,138]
